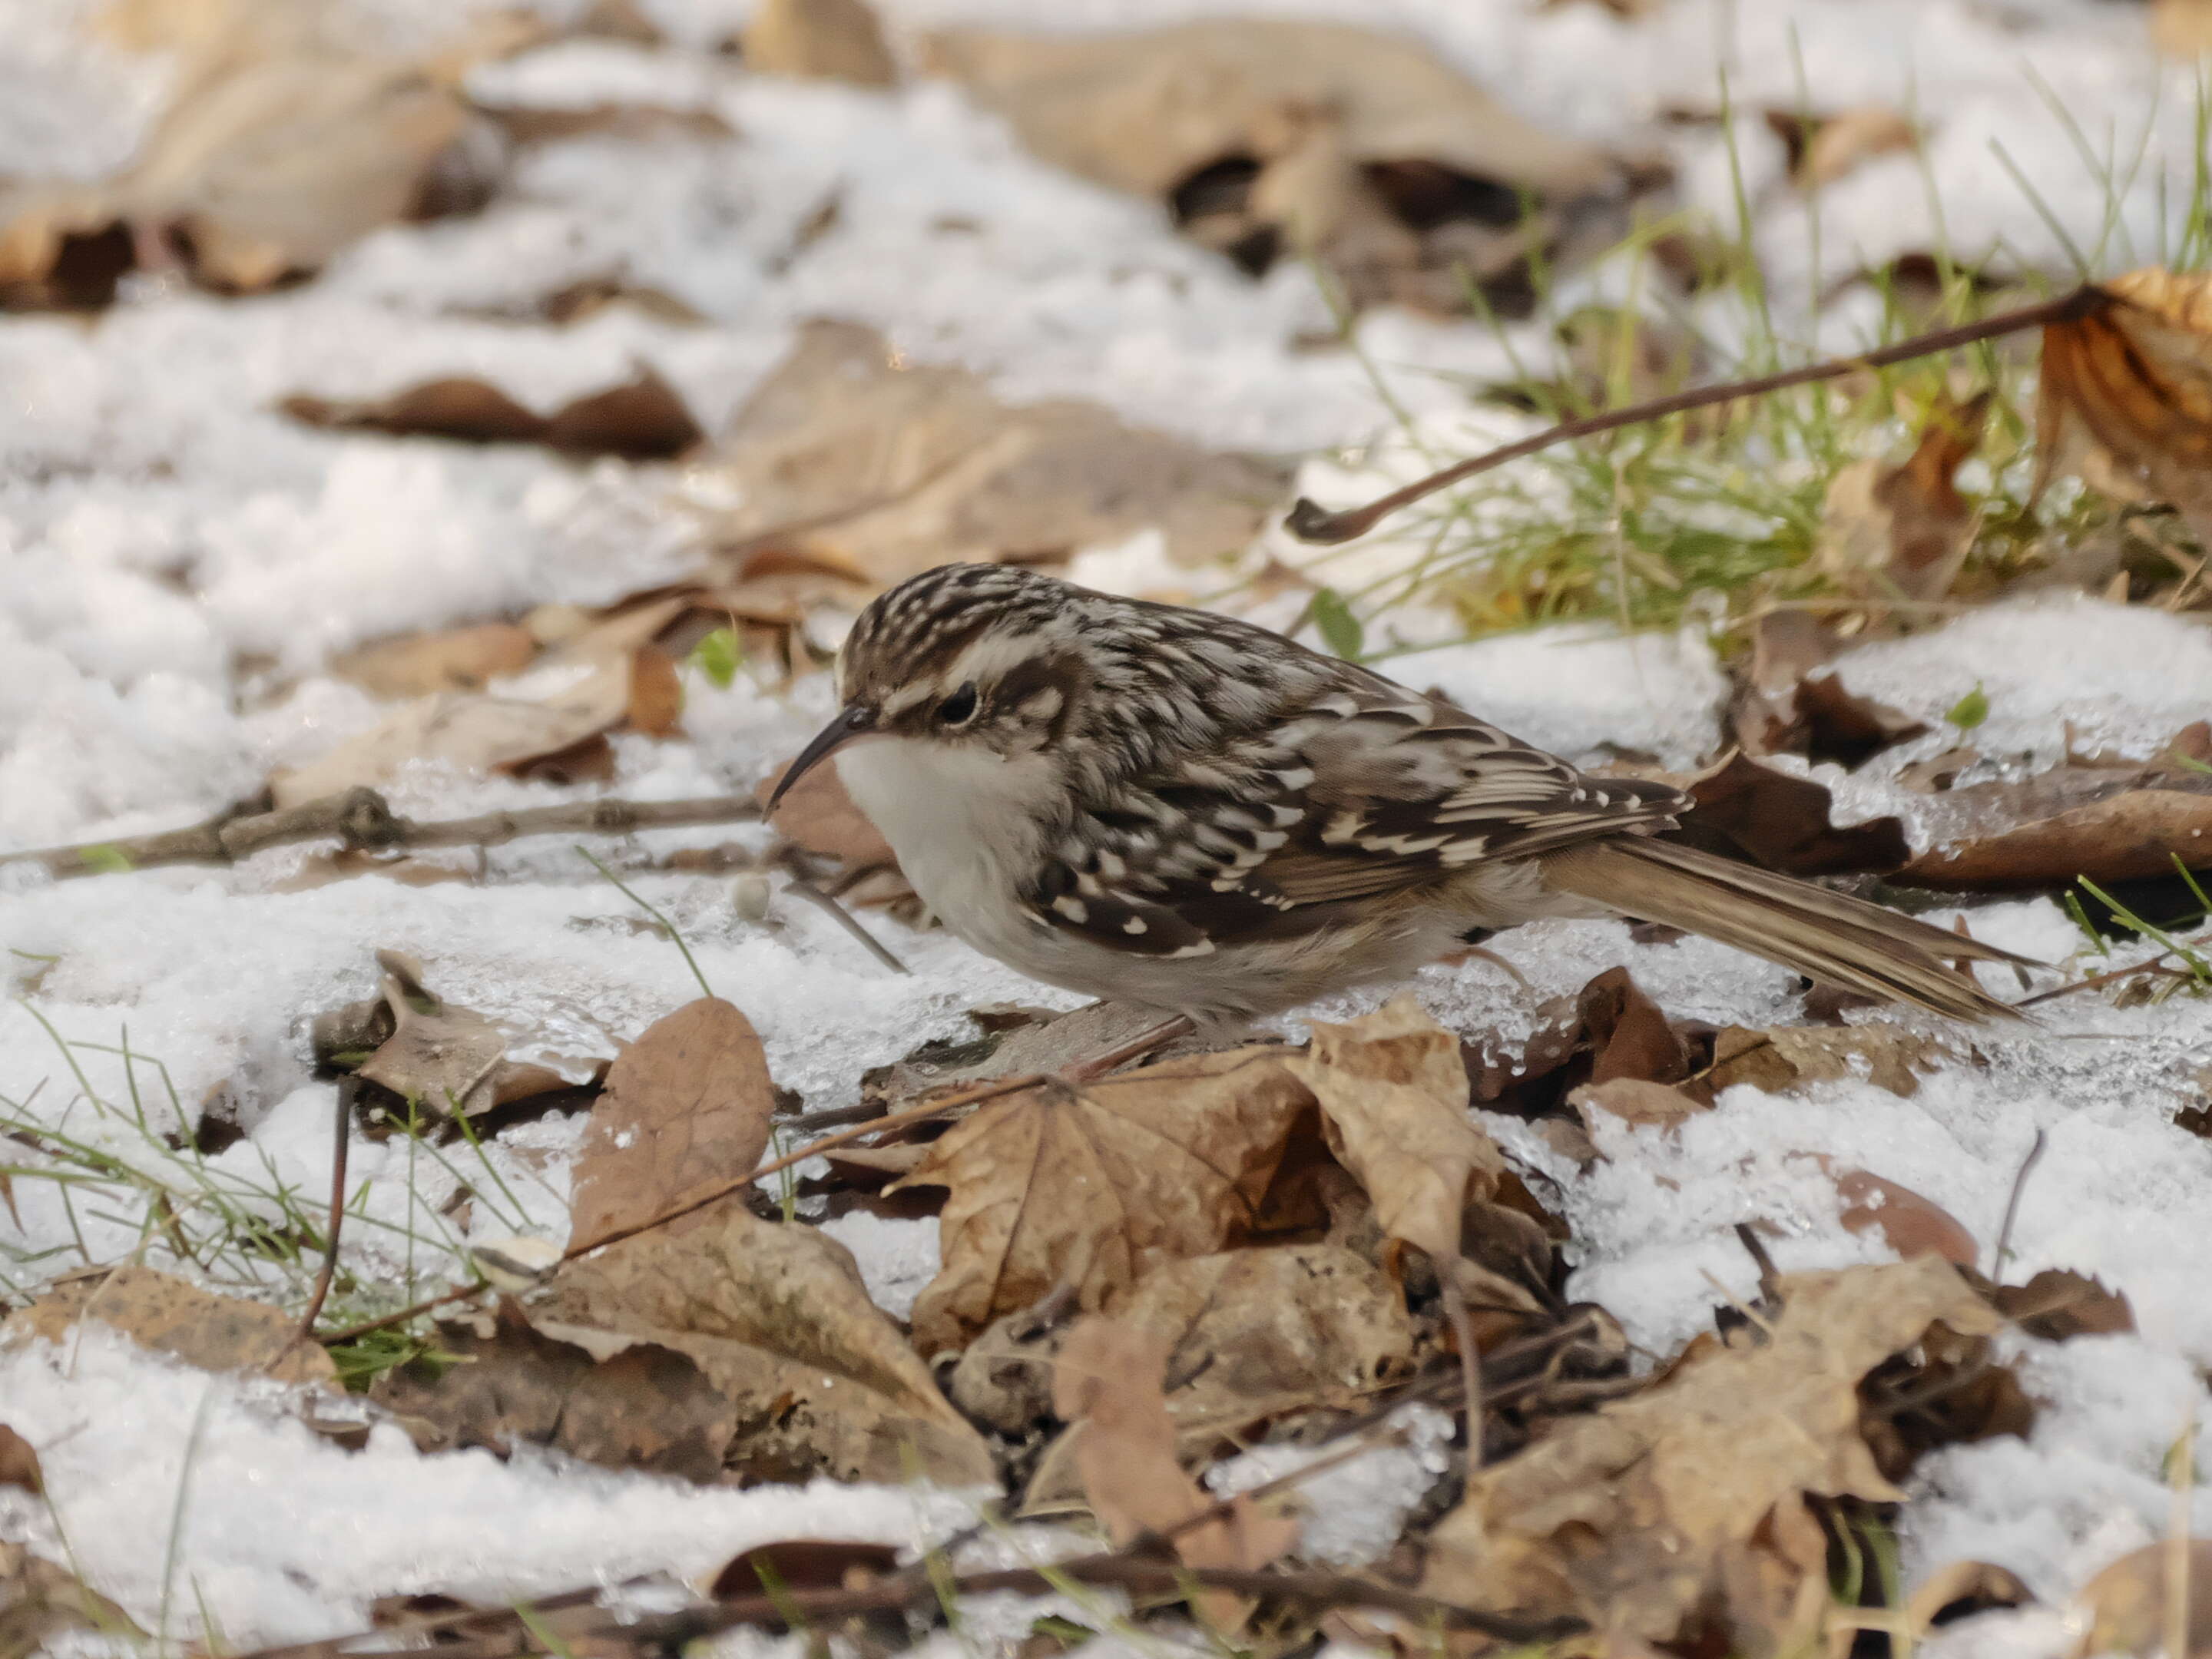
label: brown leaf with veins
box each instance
[1701,1024,1952,1101]
[5,1265,335,1386]
[1053,1316,1296,1631]
[892,1047,1316,1355]
[1423,1257,1999,1652]
[2040,269,2212,548]
[544,1201,995,1485]
[568,998,776,1252]
[1283,995,1502,1263]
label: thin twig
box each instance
[226,1554,1581,1659]
[2014,948,2204,1008]
[1284,287,2111,545]
[293,1084,354,1345]
[316,1071,1046,1346]
[782,876,910,974]
[1439,1275,1487,1467]
[1,787,763,879]
[1990,1128,2048,1282]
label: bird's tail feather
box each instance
[1541,836,2032,1023]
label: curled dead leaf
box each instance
[1817,392,1992,607]
[542,1201,996,1485]
[892,1048,1315,1355]
[1285,995,1502,1265]
[283,367,701,459]
[2041,270,2212,548]
[568,998,777,1252]
[1687,752,1910,876]
[1830,1166,1979,1268]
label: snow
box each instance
[2,0,2210,1647]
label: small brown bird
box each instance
[771,564,2026,1023]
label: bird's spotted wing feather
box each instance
[1015,674,1689,957]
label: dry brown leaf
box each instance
[1903,1559,2032,1634]
[1283,995,1502,1263]
[356,969,512,1120]
[1052,1316,1296,1630]
[743,0,897,87]
[283,368,701,459]
[891,1047,1316,1355]
[1902,785,2212,889]
[1817,392,1991,605]
[541,1201,995,1485]
[2071,1538,2212,1657]
[0,1541,146,1659]
[1115,1243,1415,1442]
[1798,107,1917,188]
[1686,752,1911,876]
[1423,1257,1999,1651]
[1579,965,1693,1086]
[1704,1025,1946,1100]
[568,998,776,1251]
[371,1300,736,1480]
[1992,1267,2135,1341]
[923,20,1628,314]
[333,623,538,698]
[0,1429,41,1497]
[4,1265,335,1385]
[710,1539,902,1603]
[1830,1166,1979,1267]
[704,320,1286,584]
[2041,270,2212,548]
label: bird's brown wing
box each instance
[1013,680,1686,958]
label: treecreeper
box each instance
[770,564,2028,1024]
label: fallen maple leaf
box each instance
[1053,1316,1296,1630]
[1283,995,1503,1264]
[1422,1257,2000,1651]
[568,998,777,1252]
[892,1048,1315,1355]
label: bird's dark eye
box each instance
[938,682,979,725]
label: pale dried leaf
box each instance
[269,667,630,807]
[892,1047,1316,1355]
[568,998,776,1251]
[743,0,897,87]
[333,623,538,697]
[4,1265,335,1385]
[1799,107,1916,187]
[1053,1316,1296,1630]
[760,753,898,866]
[1816,393,1989,605]
[1423,1257,1998,1649]
[2071,1538,2212,1657]
[2153,0,2212,61]
[544,1202,995,1485]
[704,320,1285,584]
[0,1541,146,1659]
[1283,994,1502,1263]
[1573,1077,1710,1128]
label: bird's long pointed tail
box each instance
[1541,836,2034,1022]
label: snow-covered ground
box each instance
[3,0,2211,1649]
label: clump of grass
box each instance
[1293,70,2212,657]
[0,1011,550,1388]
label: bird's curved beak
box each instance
[767,704,879,812]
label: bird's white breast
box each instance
[833,737,1061,966]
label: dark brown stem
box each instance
[293,1083,354,1344]
[1284,287,2111,545]
[2,788,765,879]
[1990,1127,2048,1281]
[230,1555,1581,1659]
[783,876,910,974]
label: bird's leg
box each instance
[1057,1012,1196,1082]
